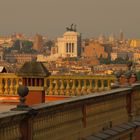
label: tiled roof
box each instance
[16,61,51,77]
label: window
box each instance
[72,43,74,53]
[69,43,71,52]
[66,43,68,52]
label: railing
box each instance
[44,75,116,96]
[0,73,116,96]
[0,73,22,95]
[0,84,140,140]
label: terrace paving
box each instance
[0,104,16,112]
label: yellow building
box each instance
[130,39,140,47]
[133,53,140,63]
[111,52,117,61]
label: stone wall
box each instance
[0,111,27,140]
[0,84,140,140]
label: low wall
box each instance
[0,84,140,140]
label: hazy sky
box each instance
[0,0,139,38]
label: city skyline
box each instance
[0,0,140,38]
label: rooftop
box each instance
[17,61,50,77]
[0,104,16,112]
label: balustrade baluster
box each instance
[17,125,21,139]
[54,79,59,95]
[4,79,9,95]
[15,125,19,139]
[3,127,6,139]
[60,79,64,95]
[72,79,76,96]
[10,79,14,95]
[12,125,17,140]
[94,79,98,91]
[88,79,93,93]
[0,129,3,140]
[101,79,104,91]
[66,79,70,95]
[77,79,82,95]
[82,79,87,95]
[0,79,3,95]
[49,79,53,95]
[15,79,19,95]
[107,80,111,90]
[5,127,9,139]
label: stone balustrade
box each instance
[0,111,26,140]
[44,75,116,96]
[0,73,116,96]
[0,84,140,140]
[0,73,22,96]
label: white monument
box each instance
[57,24,81,58]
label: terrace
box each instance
[0,61,139,140]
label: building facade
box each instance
[83,42,108,58]
[4,53,37,63]
[130,39,140,47]
[33,34,43,51]
[57,29,81,58]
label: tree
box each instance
[12,40,21,50]
[99,54,110,64]
[114,57,126,64]
[22,40,33,48]
[44,40,54,50]
[21,40,33,53]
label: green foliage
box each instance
[7,40,36,53]
[22,40,33,48]
[12,39,20,50]
[114,57,126,64]
[20,40,33,53]
[99,54,110,64]
[112,57,132,64]
[44,40,54,50]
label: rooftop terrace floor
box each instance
[0,104,16,112]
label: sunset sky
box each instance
[0,0,139,38]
